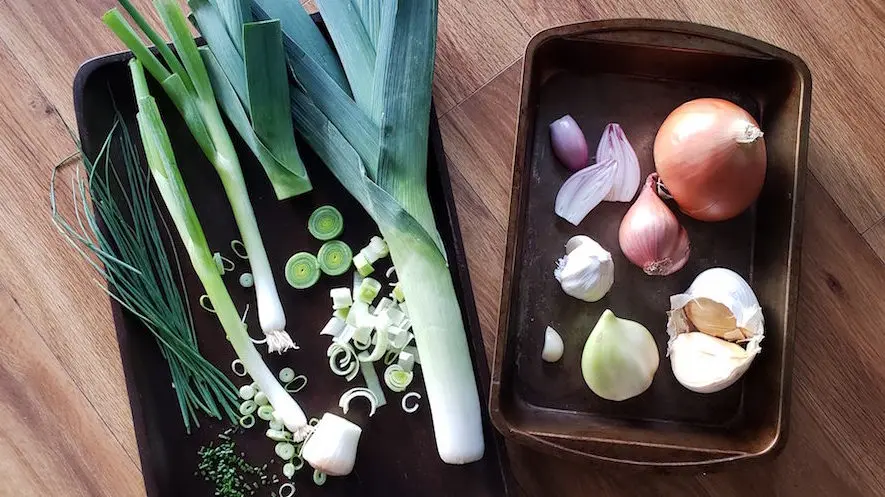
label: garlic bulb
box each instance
[554,235,614,302]
[581,309,659,401]
[669,332,760,393]
[667,268,764,393]
[302,413,362,476]
[541,326,564,363]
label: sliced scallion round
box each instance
[285,375,308,394]
[254,391,269,406]
[238,272,254,288]
[283,462,296,479]
[238,384,256,400]
[402,392,421,414]
[269,418,284,431]
[285,252,320,289]
[275,442,296,460]
[231,359,247,377]
[266,429,291,442]
[239,400,257,416]
[278,367,296,383]
[257,405,275,421]
[308,205,344,240]
[279,482,295,497]
[239,414,256,428]
[313,470,327,486]
[317,240,353,276]
[199,294,216,313]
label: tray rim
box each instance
[72,47,514,495]
[489,18,812,468]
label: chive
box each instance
[317,240,352,276]
[284,252,320,289]
[308,205,344,240]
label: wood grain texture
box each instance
[0,0,884,495]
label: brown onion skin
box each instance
[654,98,766,222]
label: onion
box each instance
[653,98,766,221]
[549,115,589,171]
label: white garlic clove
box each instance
[541,326,564,363]
[667,267,763,343]
[668,332,761,393]
[554,236,614,302]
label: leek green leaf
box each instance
[315,0,376,111]
[189,0,249,108]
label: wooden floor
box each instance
[2,0,885,495]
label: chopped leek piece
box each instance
[276,442,296,460]
[239,400,257,415]
[313,470,327,486]
[333,325,357,345]
[338,387,378,416]
[333,307,350,321]
[345,301,372,328]
[352,327,373,349]
[373,297,393,315]
[239,414,255,428]
[385,266,396,279]
[352,252,373,276]
[308,205,344,240]
[238,272,254,287]
[359,323,388,362]
[285,252,320,289]
[327,342,359,381]
[279,367,296,383]
[391,282,405,302]
[357,277,382,303]
[384,307,406,328]
[399,302,409,318]
[384,364,414,392]
[257,405,275,420]
[279,482,295,497]
[360,361,387,408]
[330,287,353,309]
[402,392,421,414]
[403,345,421,364]
[285,375,308,393]
[317,240,353,276]
[388,326,410,350]
[320,317,347,337]
[397,351,415,372]
[362,236,389,263]
[254,391,269,406]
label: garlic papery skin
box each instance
[666,267,764,343]
[541,326,564,363]
[668,332,760,393]
[554,235,614,302]
[619,173,690,276]
[302,413,362,476]
[582,309,659,401]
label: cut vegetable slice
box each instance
[308,205,344,240]
[317,240,352,276]
[285,252,320,289]
[353,251,373,276]
[554,159,617,225]
[356,277,382,303]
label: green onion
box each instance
[356,277,381,303]
[275,442,296,460]
[285,375,308,393]
[239,414,256,428]
[239,400,257,415]
[126,58,309,439]
[352,252,374,276]
[257,405,275,421]
[282,462,296,479]
[279,482,296,497]
[278,367,296,383]
[317,240,353,276]
[50,114,238,432]
[238,385,255,400]
[231,239,248,259]
[313,470,327,486]
[238,272,254,288]
[104,0,295,353]
[254,391,269,406]
[285,252,320,289]
[308,205,344,240]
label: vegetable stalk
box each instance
[129,58,309,438]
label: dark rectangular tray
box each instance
[490,19,810,467]
[73,45,511,496]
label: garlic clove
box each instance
[668,332,760,393]
[597,123,641,202]
[618,173,690,276]
[541,326,564,363]
[667,268,763,343]
[554,236,614,302]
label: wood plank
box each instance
[506,0,885,237]
[0,284,145,496]
[0,35,139,462]
[439,60,521,228]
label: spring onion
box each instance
[330,287,353,309]
[313,470,327,486]
[254,391,269,406]
[239,385,256,400]
[258,405,275,421]
[239,415,256,428]
[265,429,291,442]
[239,400,258,416]
[238,272,254,288]
[282,463,296,479]
[278,367,296,383]
[104,0,295,353]
[285,375,308,393]
[402,392,421,414]
[50,117,238,432]
[352,252,374,276]
[275,442,296,460]
[126,59,309,440]
[356,277,382,303]
[308,205,345,240]
[317,240,353,276]
[285,252,320,289]
[384,364,414,392]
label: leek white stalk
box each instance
[128,58,309,439]
[302,413,362,476]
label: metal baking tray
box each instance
[73,39,512,497]
[490,19,811,467]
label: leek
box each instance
[127,58,310,439]
[254,0,484,463]
[104,0,295,352]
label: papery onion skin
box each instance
[654,98,766,221]
[550,115,589,171]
